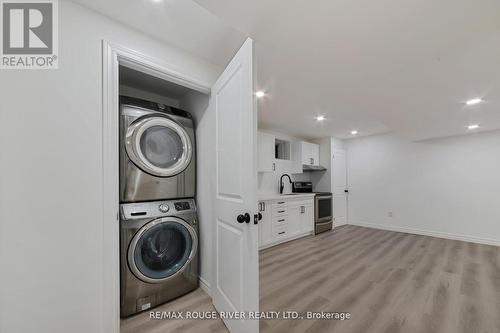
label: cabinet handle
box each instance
[278,210,285,213]
[263,202,266,211]
[278,231,285,235]
[310,158,313,165]
[278,219,285,222]
[272,163,275,171]
[277,201,285,204]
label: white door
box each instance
[211,38,259,333]
[332,149,348,226]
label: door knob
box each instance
[253,213,262,225]
[237,213,251,223]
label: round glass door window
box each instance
[128,217,197,283]
[126,115,193,177]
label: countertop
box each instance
[258,192,316,201]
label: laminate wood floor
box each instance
[259,225,500,333]
[120,288,228,333]
[121,225,500,333]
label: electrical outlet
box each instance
[388,211,393,218]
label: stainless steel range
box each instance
[292,182,333,234]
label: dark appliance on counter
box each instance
[292,182,333,234]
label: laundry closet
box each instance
[118,65,208,318]
[106,39,260,333]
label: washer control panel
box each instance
[121,199,196,220]
[158,204,170,213]
[174,201,191,211]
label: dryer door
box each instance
[125,115,193,177]
[128,217,198,283]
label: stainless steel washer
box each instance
[120,96,196,202]
[120,199,199,317]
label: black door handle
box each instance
[237,213,251,223]
[253,213,262,225]
[344,189,349,193]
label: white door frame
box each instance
[101,40,211,333]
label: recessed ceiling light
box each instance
[467,124,480,130]
[350,130,358,135]
[466,98,483,106]
[255,91,265,98]
[316,116,325,121]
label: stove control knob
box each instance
[158,204,169,213]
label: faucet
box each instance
[279,174,293,194]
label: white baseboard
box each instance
[350,221,500,247]
[199,276,211,297]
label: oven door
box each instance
[315,195,332,223]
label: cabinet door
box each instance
[258,132,275,172]
[301,204,314,233]
[258,202,273,247]
[310,144,320,166]
[287,203,302,237]
[291,141,303,173]
[301,142,312,165]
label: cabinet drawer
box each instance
[273,224,288,239]
[273,216,287,226]
[273,200,287,208]
[273,206,287,216]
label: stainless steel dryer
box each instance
[120,96,195,203]
[120,199,199,317]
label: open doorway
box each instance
[102,40,259,333]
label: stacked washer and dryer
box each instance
[119,96,199,317]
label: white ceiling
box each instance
[74,0,500,141]
[70,0,245,66]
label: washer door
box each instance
[125,115,193,177]
[128,217,198,283]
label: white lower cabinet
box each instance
[258,197,314,249]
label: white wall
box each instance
[346,131,500,245]
[0,2,220,333]
[257,129,310,195]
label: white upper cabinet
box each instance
[257,131,275,172]
[302,141,319,166]
[308,142,320,166]
[293,141,320,171]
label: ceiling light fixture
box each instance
[350,130,358,135]
[255,91,265,98]
[467,124,480,130]
[466,98,483,106]
[316,116,325,121]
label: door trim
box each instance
[102,40,211,333]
